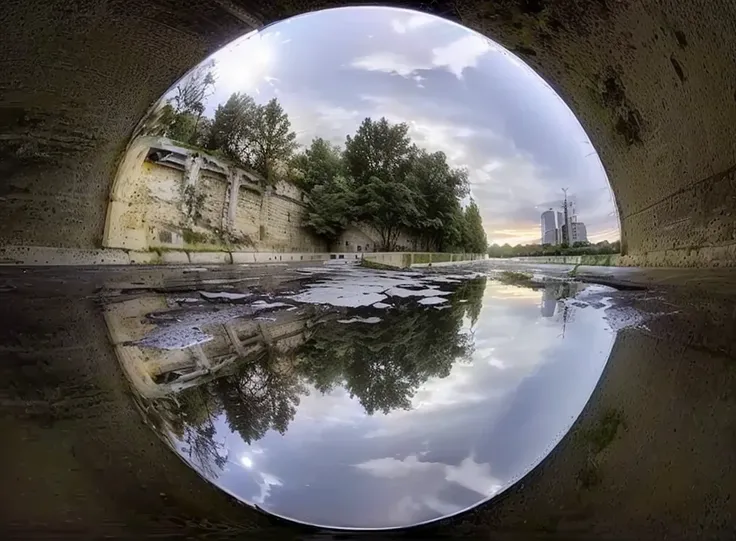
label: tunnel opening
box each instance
[104,5,620,266]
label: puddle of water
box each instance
[106,269,620,529]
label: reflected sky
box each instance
[114,270,616,528]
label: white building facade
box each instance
[541,210,559,245]
[540,207,588,245]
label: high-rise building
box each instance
[541,209,558,245]
[571,222,588,243]
[540,195,589,246]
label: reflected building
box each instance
[541,286,559,317]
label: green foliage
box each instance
[345,118,420,251]
[406,149,469,252]
[154,278,488,450]
[296,278,486,415]
[154,81,487,249]
[291,138,345,193]
[251,98,298,182]
[156,386,227,478]
[461,199,488,254]
[171,61,216,115]
[488,239,621,258]
[303,175,356,245]
[291,138,354,245]
[204,94,298,183]
[296,117,484,253]
[182,228,210,245]
[205,92,258,164]
[215,352,306,444]
[354,175,420,251]
[158,62,216,145]
[345,117,414,184]
[182,185,206,223]
[585,408,626,453]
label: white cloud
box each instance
[431,34,493,79]
[354,453,502,499]
[350,34,493,80]
[445,455,503,497]
[350,52,421,77]
[391,13,437,34]
[354,454,435,478]
[253,472,282,505]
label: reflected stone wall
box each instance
[104,295,322,398]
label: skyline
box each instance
[169,6,620,245]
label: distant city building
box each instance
[556,212,564,243]
[540,209,559,245]
[539,195,588,246]
[571,222,588,243]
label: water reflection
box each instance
[108,270,615,528]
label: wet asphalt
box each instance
[2,261,736,539]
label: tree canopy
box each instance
[487,239,621,258]
[291,116,487,253]
[151,71,488,251]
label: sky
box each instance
[186,6,619,245]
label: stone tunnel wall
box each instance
[2,0,736,266]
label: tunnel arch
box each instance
[1,0,735,266]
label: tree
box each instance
[291,138,346,193]
[303,175,356,246]
[296,278,486,415]
[344,117,414,183]
[215,352,305,444]
[344,117,421,251]
[161,61,216,145]
[461,199,488,254]
[406,150,469,251]
[171,61,216,115]
[250,98,298,182]
[205,92,258,163]
[355,175,420,251]
[157,386,228,478]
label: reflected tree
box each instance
[160,385,228,478]
[215,350,306,444]
[455,276,487,328]
[297,278,486,415]
[150,278,487,451]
